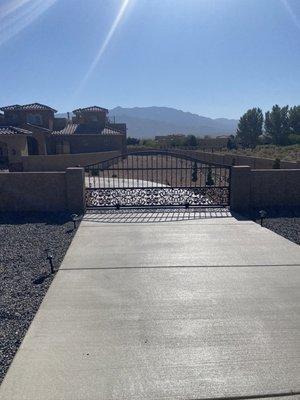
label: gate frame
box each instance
[85,150,231,209]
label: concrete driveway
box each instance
[1,208,300,400]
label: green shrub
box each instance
[191,161,198,182]
[288,134,300,145]
[206,166,215,186]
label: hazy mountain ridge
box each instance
[109,107,238,138]
[56,106,238,138]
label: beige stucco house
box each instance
[0,103,127,170]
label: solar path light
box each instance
[71,214,80,229]
[45,248,54,274]
[259,210,267,227]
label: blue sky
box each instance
[0,0,299,119]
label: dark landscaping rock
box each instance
[243,207,300,245]
[259,217,300,245]
[0,213,77,383]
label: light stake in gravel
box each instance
[45,248,54,274]
[259,210,267,227]
[71,214,79,229]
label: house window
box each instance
[26,113,43,126]
[90,114,98,122]
[0,142,8,156]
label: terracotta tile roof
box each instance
[72,106,108,114]
[52,124,79,135]
[0,126,32,135]
[52,124,122,136]
[102,127,123,135]
[0,103,57,112]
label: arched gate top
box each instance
[85,149,230,169]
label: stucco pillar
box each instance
[65,167,86,214]
[230,166,252,211]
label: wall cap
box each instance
[231,165,251,169]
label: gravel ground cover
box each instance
[245,208,300,245]
[0,213,78,384]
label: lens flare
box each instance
[0,0,58,47]
[76,0,132,95]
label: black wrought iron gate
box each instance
[85,151,230,208]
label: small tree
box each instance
[126,137,140,145]
[206,166,214,186]
[191,161,197,182]
[236,108,263,148]
[227,135,237,150]
[265,105,289,145]
[186,135,197,147]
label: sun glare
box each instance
[75,0,133,95]
[0,0,58,47]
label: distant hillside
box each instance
[56,106,238,138]
[109,106,238,138]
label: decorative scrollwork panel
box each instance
[86,187,229,208]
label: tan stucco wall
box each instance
[250,169,300,208]
[0,135,28,158]
[230,166,300,210]
[0,168,85,213]
[182,150,300,169]
[129,149,300,170]
[230,166,251,211]
[22,150,121,171]
[46,134,125,155]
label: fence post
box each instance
[65,167,86,214]
[230,166,252,211]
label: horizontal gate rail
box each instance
[85,151,231,208]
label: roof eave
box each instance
[72,106,108,114]
[0,103,57,113]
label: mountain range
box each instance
[57,106,238,138]
[109,107,238,138]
